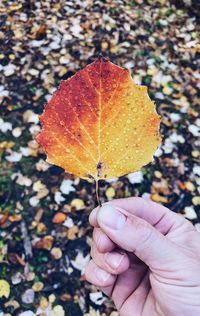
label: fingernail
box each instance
[95,266,110,282]
[98,205,126,230]
[105,252,125,269]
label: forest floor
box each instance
[0,0,200,315]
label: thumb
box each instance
[97,204,176,270]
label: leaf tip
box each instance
[96,53,109,63]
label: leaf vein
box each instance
[76,80,98,118]
[53,109,97,163]
[67,95,98,148]
[49,134,90,174]
[86,71,101,95]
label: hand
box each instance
[85,197,200,316]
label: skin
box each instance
[85,197,200,316]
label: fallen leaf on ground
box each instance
[33,236,54,250]
[32,281,44,292]
[51,247,63,260]
[71,252,90,275]
[0,213,9,226]
[52,212,66,224]
[105,187,115,199]
[67,225,79,240]
[0,279,10,298]
[151,193,168,203]
[21,289,35,304]
[8,253,26,266]
[71,198,85,210]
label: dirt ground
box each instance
[0,0,200,315]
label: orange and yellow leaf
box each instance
[37,58,161,180]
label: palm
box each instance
[111,226,200,316]
[111,258,157,316]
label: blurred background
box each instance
[0,0,200,315]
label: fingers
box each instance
[90,197,189,235]
[93,227,115,253]
[91,241,130,275]
[85,259,116,296]
[111,260,147,310]
[89,206,99,227]
[119,272,151,316]
[85,228,130,299]
[95,204,178,270]
[110,197,190,234]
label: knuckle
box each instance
[93,228,101,246]
[96,237,105,252]
[90,243,101,263]
[93,227,99,237]
[132,218,156,248]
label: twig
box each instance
[95,180,102,207]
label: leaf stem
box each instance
[95,179,102,207]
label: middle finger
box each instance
[91,242,130,275]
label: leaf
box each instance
[0,213,9,226]
[37,58,161,180]
[0,279,10,298]
[34,235,54,250]
[8,253,26,266]
[71,198,85,210]
[151,194,168,203]
[52,212,66,224]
